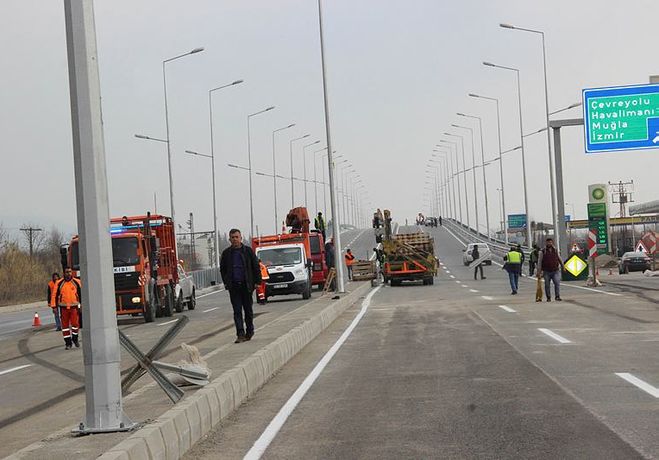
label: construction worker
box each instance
[503,246,523,295]
[256,259,270,305]
[344,248,356,281]
[314,212,326,240]
[47,272,61,331]
[50,267,82,349]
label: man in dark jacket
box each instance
[537,237,564,302]
[220,229,262,343]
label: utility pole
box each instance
[609,180,634,253]
[64,0,133,433]
[20,226,43,257]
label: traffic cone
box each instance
[32,312,42,327]
[609,268,613,275]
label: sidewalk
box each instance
[7,282,371,460]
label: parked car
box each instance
[462,243,492,266]
[175,264,196,312]
[618,251,651,274]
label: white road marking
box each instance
[455,280,461,284]
[449,275,455,279]
[203,307,219,313]
[481,296,494,301]
[445,270,451,274]
[0,364,31,376]
[440,263,445,266]
[158,319,178,326]
[244,285,382,460]
[469,289,479,293]
[615,373,659,398]
[538,328,572,344]
[198,288,225,299]
[498,305,516,313]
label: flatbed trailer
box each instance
[383,231,437,286]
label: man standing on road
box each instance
[47,272,61,331]
[50,267,81,350]
[471,245,486,280]
[220,229,262,343]
[314,212,326,240]
[503,246,522,295]
[529,243,539,277]
[344,248,355,281]
[537,237,564,302]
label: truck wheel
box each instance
[391,279,401,287]
[175,292,184,313]
[163,285,174,317]
[424,277,434,286]
[187,289,196,310]
[155,287,163,318]
[302,282,312,300]
[143,301,155,323]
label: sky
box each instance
[1,0,658,243]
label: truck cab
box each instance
[308,230,328,289]
[253,237,312,300]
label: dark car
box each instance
[618,251,651,274]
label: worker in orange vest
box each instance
[50,267,82,350]
[47,272,61,331]
[256,259,270,305]
[344,248,356,281]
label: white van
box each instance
[256,243,312,300]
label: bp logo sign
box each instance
[588,184,607,203]
[592,187,605,201]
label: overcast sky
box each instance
[1,0,658,241]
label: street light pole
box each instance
[314,147,328,213]
[484,62,531,246]
[272,123,296,232]
[452,124,479,235]
[247,106,276,238]
[445,133,470,229]
[208,79,243,266]
[469,93,508,244]
[162,46,204,226]
[183,149,217,265]
[302,140,321,209]
[289,134,310,208]
[437,142,459,222]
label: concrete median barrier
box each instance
[97,282,372,460]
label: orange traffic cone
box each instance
[608,268,613,275]
[32,312,42,327]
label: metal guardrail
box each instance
[442,219,531,263]
[190,267,222,289]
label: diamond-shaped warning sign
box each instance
[565,254,587,277]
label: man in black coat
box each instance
[220,229,262,343]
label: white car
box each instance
[175,264,196,312]
[462,243,492,266]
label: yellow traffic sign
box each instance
[565,255,587,277]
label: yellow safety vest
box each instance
[507,250,522,264]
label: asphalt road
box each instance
[0,229,373,458]
[187,225,657,459]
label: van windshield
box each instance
[112,238,140,266]
[258,247,302,266]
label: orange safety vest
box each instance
[51,278,82,308]
[259,262,270,280]
[344,252,355,266]
[47,280,58,308]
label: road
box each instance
[187,225,659,459]
[0,229,373,458]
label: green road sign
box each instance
[587,203,609,254]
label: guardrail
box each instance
[190,267,222,289]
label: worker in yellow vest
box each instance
[503,246,523,295]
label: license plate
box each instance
[273,283,288,289]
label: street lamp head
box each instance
[302,134,310,139]
[287,123,296,128]
[190,47,205,54]
[456,112,466,117]
[499,23,515,29]
[135,134,148,139]
[568,102,583,109]
[185,150,195,154]
[232,79,244,85]
[443,132,451,136]
[468,93,480,98]
[483,61,496,67]
[313,140,320,145]
[265,106,275,111]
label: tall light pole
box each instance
[302,140,321,209]
[500,23,556,248]
[313,147,328,213]
[208,79,243,265]
[184,149,217,266]
[437,142,460,222]
[289,134,310,207]
[433,151,450,219]
[272,123,296,232]
[452,124,479,235]
[162,46,204,225]
[318,0,345,293]
[484,61,531,246]
[444,133,470,229]
[458,113,491,240]
[469,93,508,244]
[247,106,276,237]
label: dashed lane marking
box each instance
[455,280,461,284]
[498,305,516,313]
[198,288,225,299]
[158,319,178,327]
[481,296,494,301]
[0,364,31,377]
[469,289,479,293]
[538,328,572,344]
[615,373,659,398]
[449,275,456,279]
[203,307,219,313]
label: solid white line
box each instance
[615,373,659,398]
[481,296,494,301]
[203,307,219,313]
[197,288,225,299]
[538,328,572,344]
[0,364,31,376]
[498,305,516,313]
[469,289,479,293]
[243,285,382,460]
[158,319,178,326]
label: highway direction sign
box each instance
[583,83,659,153]
[507,214,527,229]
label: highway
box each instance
[185,225,659,459]
[0,229,373,458]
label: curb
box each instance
[99,283,373,460]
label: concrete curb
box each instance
[99,283,372,460]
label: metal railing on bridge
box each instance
[190,267,222,289]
